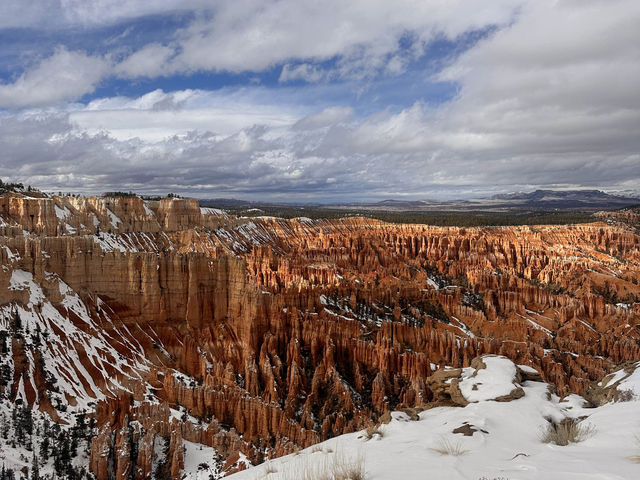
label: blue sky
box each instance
[0,9,475,113]
[0,0,639,201]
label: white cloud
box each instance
[0,48,110,108]
[115,44,176,78]
[126,0,520,78]
[279,64,327,84]
[2,1,520,100]
[69,89,301,141]
[0,0,639,199]
[293,106,353,131]
[0,0,210,29]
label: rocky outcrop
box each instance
[584,361,640,406]
[427,356,535,406]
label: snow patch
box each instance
[54,204,71,220]
[459,356,518,402]
[106,208,122,228]
[9,269,44,306]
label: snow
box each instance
[182,440,223,479]
[54,204,71,220]
[227,356,640,480]
[517,313,553,335]
[200,207,227,217]
[518,365,539,375]
[459,356,518,402]
[9,269,44,306]
[0,398,93,478]
[426,277,440,290]
[3,245,20,262]
[451,316,475,338]
[91,232,161,253]
[106,208,122,228]
[602,368,628,388]
[612,363,640,397]
[2,269,152,421]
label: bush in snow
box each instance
[541,418,596,446]
[429,437,469,456]
[617,389,636,402]
[278,450,365,480]
[360,425,384,441]
[630,434,640,464]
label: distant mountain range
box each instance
[341,190,640,212]
[201,189,640,212]
[487,189,639,209]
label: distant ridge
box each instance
[199,189,639,212]
[326,189,639,212]
[486,189,639,210]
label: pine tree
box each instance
[33,324,42,348]
[70,433,78,456]
[0,329,8,355]
[22,405,34,436]
[31,454,39,480]
[10,309,21,333]
[12,405,23,445]
[40,434,50,463]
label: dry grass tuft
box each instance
[360,424,384,441]
[279,450,365,480]
[630,434,640,463]
[331,451,366,480]
[541,418,596,446]
[264,461,277,474]
[429,437,469,456]
[617,389,637,402]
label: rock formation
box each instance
[0,192,639,478]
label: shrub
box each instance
[332,452,365,480]
[630,434,640,463]
[541,418,596,446]
[264,461,277,474]
[429,437,469,456]
[360,425,384,441]
[279,450,365,480]
[617,389,636,402]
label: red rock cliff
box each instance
[0,192,639,478]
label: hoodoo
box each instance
[0,192,639,478]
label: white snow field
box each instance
[228,356,640,480]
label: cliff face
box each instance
[0,193,639,478]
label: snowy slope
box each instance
[0,267,163,479]
[0,398,93,478]
[2,270,152,414]
[227,356,640,480]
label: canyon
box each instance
[0,192,639,478]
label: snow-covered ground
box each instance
[0,398,93,478]
[228,356,640,480]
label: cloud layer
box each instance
[0,0,639,200]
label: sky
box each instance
[0,0,639,202]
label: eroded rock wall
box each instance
[0,193,639,479]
